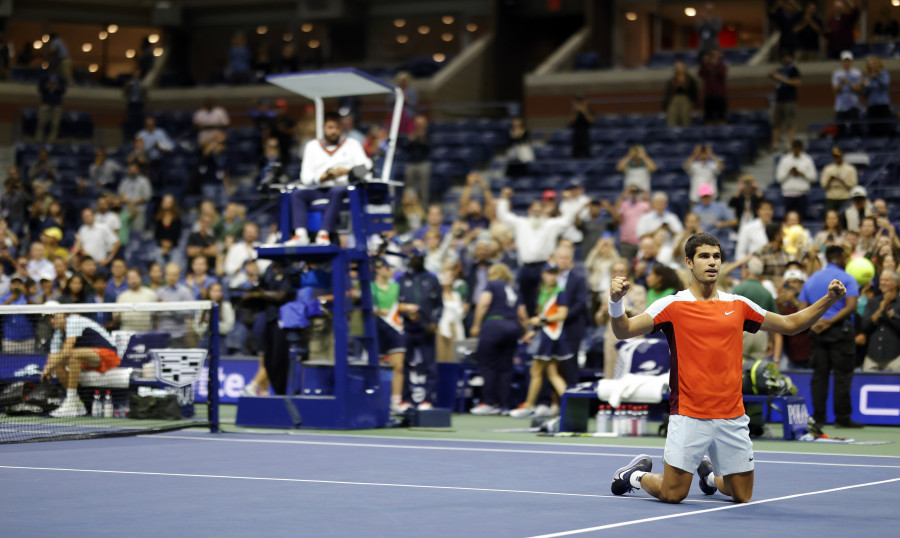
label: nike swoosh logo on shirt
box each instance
[724,311,735,316]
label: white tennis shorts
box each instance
[664,414,754,477]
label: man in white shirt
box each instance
[735,199,774,260]
[636,192,684,266]
[116,267,158,332]
[775,140,817,220]
[26,242,55,283]
[118,162,153,233]
[496,187,578,314]
[842,186,875,233]
[559,178,591,248]
[224,222,271,278]
[286,111,372,246]
[684,144,724,203]
[73,207,120,268]
[94,193,122,237]
[193,98,231,147]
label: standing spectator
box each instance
[458,173,494,231]
[2,172,30,238]
[861,56,893,138]
[122,69,147,139]
[770,53,802,150]
[825,0,859,60]
[729,174,764,230]
[104,258,128,302]
[84,148,122,193]
[794,2,824,62]
[832,51,863,138]
[576,199,615,262]
[36,65,67,144]
[733,257,781,361]
[555,244,589,387]
[616,145,657,193]
[268,99,296,168]
[135,117,173,184]
[153,193,183,267]
[469,264,527,416]
[770,0,803,56]
[94,193,123,239]
[698,49,728,126]
[46,33,73,84]
[403,114,431,204]
[860,269,900,372]
[585,235,620,297]
[496,187,578,314]
[559,179,591,251]
[116,267,157,332]
[662,61,698,127]
[157,262,196,347]
[776,140,817,219]
[73,208,120,269]
[398,249,442,409]
[777,268,812,368]
[26,242,55,283]
[734,198,775,260]
[27,148,59,192]
[615,185,651,262]
[842,186,875,233]
[569,94,593,158]
[391,72,418,135]
[636,192,684,266]
[186,212,219,270]
[505,116,534,176]
[694,185,738,244]
[820,146,858,212]
[227,32,252,83]
[436,265,466,364]
[755,222,791,283]
[118,163,152,234]
[193,98,230,147]
[695,3,722,56]
[684,144,724,202]
[800,245,861,432]
[813,210,846,252]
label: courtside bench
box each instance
[559,387,810,440]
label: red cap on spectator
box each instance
[542,189,557,201]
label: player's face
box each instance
[50,313,66,330]
[687,245,722,284]
[323,120,342,145]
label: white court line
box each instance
[155,435,900,469]
[205,429,900,460]
[0,465,724,503]
[527,477,900,538]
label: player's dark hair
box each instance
[684,232,720,261]
[825,245,846,263]
[323,111,342,124]
[765,222,782,242]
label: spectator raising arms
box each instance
[662,61,698,128]
[776,140,817,220]
[861,56,893,137]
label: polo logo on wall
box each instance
[152,349,208,387]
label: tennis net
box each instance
[0,300,220,443]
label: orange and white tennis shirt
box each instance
[644,290,767,420]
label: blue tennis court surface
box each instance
[1,431,899,537]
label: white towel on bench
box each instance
[597,373,669,408]
[79,367,133,389]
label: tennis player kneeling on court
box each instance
[607,233,846,503]
[40,302,121,418]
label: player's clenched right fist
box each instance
[609,276,630,303]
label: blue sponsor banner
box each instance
[193,357,259,404]
[787,372,900,426]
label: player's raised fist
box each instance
[827,279,847,300]
[609,276,630,303]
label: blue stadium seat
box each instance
[574,52,600,70]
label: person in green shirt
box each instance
[645,264,685,307]
[371,258,408,413]
[732,256,780,361]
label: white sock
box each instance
[391,395,401,404]
[294,227,307,238]
[66,389,77,400]
[630,471,646,489]
[705,472,717,488]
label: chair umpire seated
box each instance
[276,110,373,247]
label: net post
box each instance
[208,302,220,433]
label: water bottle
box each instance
[103,390,114,418]
[596,404,609,433]
[91,390,102,418]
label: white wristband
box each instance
[609,298,625,318]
